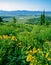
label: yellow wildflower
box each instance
[26,54,32,62]
[29,50,32,54]
[0,36,2,39]
[3,35,8,39]
[45,53,49,58]
[29,63,33,65]
[33,47,37,54]
[11,36,17,41]
[47,58,51,61]
[18,42,22,48]
[37,48,40,52]
[33,47,36,51]
[32,59,35,62]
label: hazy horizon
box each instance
[0,0,51,11]
[0,10,51,12]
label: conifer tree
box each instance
[40,10,45,25]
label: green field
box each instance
[2,15,51,25]
[0,21,51,65]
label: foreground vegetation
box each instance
[0,22,51,65]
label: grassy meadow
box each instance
[0,15,51,65]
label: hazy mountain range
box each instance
[0,10,51,16]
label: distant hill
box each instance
[0,10,51,16]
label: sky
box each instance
[0,0,51,11]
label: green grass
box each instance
[0,22,51,65]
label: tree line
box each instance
[0,10,49,25]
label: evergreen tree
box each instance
[13,17,16,23]
[40,10,45,25]
[0,17,3,22]
[46,20,49,26]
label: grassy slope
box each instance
[0,22,51,65]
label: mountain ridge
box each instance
[0,10,51,16]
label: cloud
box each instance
[0,2,22,11]
[0,1,51,11]
[0,2,40,11]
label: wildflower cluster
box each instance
[25,46,51,65]
[0,24,51,65]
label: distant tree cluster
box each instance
[12,17,17,27]
[40,10,45,25]
[40,10,49,26]
[0,17,3,22]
